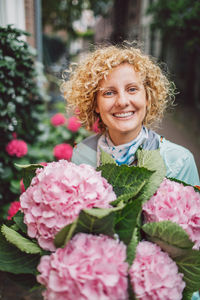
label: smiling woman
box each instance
[61,44,199,186]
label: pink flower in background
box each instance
[20,160,116,251]
[67,116,81,132]
[20,179,25,193]
[12,132,17,139]
[143,178,200,249]
[129,241,185,300]
[74,107,80,115]
[37,233,128,300]
[6,139,28,157]
[53,143,73,160]
[51,113,66,126]
[40,162,48,167]
[7,201,21,220]
[92,118,100,133]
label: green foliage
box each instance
[0,231,40,275]
[142,221,194,253]
[147,0,200,51]
[97,164,153,199]
[15,163,44,189]
[126,227,140,265]
[42,0,113,35]
[1,225,42,254]
[54,207,120,248]
[136,148,166,203]
[0,25,46,209]
[114,197,143,245]
[100,149,117,165]
[13,211,27,233]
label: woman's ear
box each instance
[95,105,100,114]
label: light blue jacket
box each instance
[72,134,200,186]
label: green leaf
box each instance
[54,221,78,248]
[126,227,140,266]
[100,149,117,165]
[142,221,200,293]
[54,207,121,248]
[76,208,116,235]
[110,193,135,206]
[13,211,27,233]
[175,250,200,292]
[168,177,200,193]
[182,289,194,300]
[97,163,153,198]
[115,197,143,245]
[15,163,43,189]
[0,231,40,274]
[136,149,166,202]
[142,221,194,250]
[1,225,42,254]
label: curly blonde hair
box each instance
[61,44,175,132]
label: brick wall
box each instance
[24,0,36,48]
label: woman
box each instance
[62,44,199,186]
[62,44,199,299]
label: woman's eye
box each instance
[103,91,114,96]
[128,87,137,93]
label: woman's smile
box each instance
[113,111,134,118]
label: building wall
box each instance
[0,0,26,32]
[24,0,36,48]
[0,0,36,48]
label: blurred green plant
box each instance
[42,0,113,37]
[0,25,47,212]
[0,25,90,220]
[147,0,200,53]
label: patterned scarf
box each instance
[97,126,149,166]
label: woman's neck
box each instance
[108,127,143,146]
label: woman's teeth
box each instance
[113,112,134,118]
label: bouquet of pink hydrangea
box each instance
[0,149,200,300]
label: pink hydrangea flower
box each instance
[143,178,200,249]
[92,118,100,133]
[6,139,28,157]
[20,160,116,251]
[51,113,66,126]
[37,233,128,300]
[20,179,25,193]
[129,241,185,300]
[67,116,81,132]
[53,143,73,161]
[7,201,21,220]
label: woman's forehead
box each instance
[97,63,144,87]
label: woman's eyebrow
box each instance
[98,81,142,91]
[126,81,141,86]
[99,86,115,91]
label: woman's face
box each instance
[96,63,147,145]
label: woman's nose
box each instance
[115,91,129,107]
